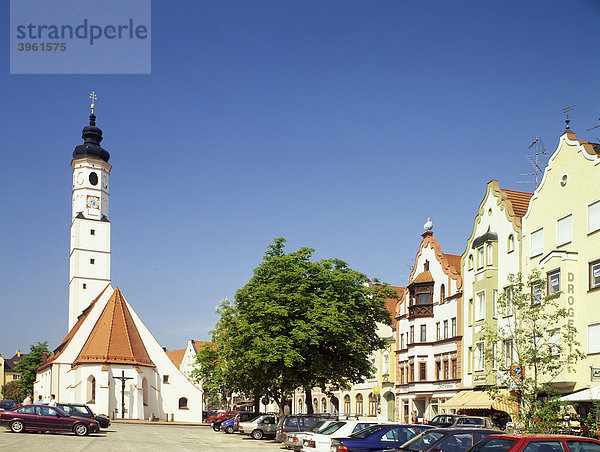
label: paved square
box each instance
[0,422,285,451]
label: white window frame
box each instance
[530,227,544,258]
[475,290,485,321]
[507,234,515,253]
[477,247,484,269]
[492,289,498,318]
[556,213,573,247]
[504,339,513,367]
[548,269,560,294]
[588,323,600,354]
[589,199,600,234]
[591,260,600,290]
[474,341,485,372]
[486,243,493,266]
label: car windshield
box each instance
[307,420,328,432]
[319,421,345,435]
[400,430,445,451]
[70,406,91,416]
[469,437,518,452]
[349,424,387,439]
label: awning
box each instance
[560,386,600,402]
[442,390,518,416]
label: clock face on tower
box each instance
[86,195,100,210]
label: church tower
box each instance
[68,102,111,330]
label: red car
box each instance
[468,433,600,451]
[206,410,238,422]
[0,405,100,436]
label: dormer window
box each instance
[417,293,431,305]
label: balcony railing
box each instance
[408,303,433,318]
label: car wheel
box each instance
[225,425,234,434]
[251,429,264,440]
[10,420,24,433]
[73,423,89,436]
[212,423,221,431]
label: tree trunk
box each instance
[254,395,260,413]
[305,387,314,414]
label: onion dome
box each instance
[72,114,110,162]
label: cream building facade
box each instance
[521,128,600,394]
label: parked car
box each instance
[56,403,110,429]
[301,419,378,451]
[206,410,238,422]
[0,405,99,436]
[428,414,465,428]
[212,411,239,431]
[453,416,498,429]
[467,433,600,452]
[331,423,434,452]
[395,427,504,452]
[0,400,18,412]
[222,411,261,434]
[285,418,338,450]
[276,414,332,442]
[238,414,279,440]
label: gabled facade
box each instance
[522,128,600,393]
[461,181,531,389]
[0,350,24,397]
[395,221,462,423]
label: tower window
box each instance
[89,172,98,186]
[90,229,95,236]
[163,375,170,384]
[83,283,87,289]
[90,258,95,264]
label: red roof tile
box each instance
[443,254,461,274]
[166,349,185,367]
[500,189,533,218]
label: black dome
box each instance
[72,114,110,163]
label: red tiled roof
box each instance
[384,286,405,317]
[412,270,434,284]
[500,189,533,218]
[166,349,185,367]
[74,288,154,368]
[443,254,461,274]
[191,340,208,354]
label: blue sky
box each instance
[1,0,599,356]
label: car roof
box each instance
[427,427,503,434]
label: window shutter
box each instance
[530,228,543,257]
[589,200,600,233]
[557,214,573,246]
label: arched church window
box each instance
[142,377,149,407]
[87,375,96,404]
[178,397,188,409]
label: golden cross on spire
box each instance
[89,91,98,114]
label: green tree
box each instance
[1,379,26,402]
[194,238,397,414]
[483,271,584,432]
[14,342,50,396]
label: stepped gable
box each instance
[74,287,154,367]
[499,188,532,218]
[38,284,111,371]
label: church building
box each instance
[34,104,203,421]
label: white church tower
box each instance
[68,97,111,330]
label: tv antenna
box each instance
[587,118,600,140]
[518,136,547,188]
[563,104,575,130]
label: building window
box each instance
[451,317,456,337]
[475,290,485,321]
[383,352,390,375]
[400,333,405,349]
[435,361,441,380]
[477,247,484,269]
[468,299,473,325]
[90,229,95,236]
[297,398,303,414]
[13,374,21,380]
[409,363,414,382]
[87,375,96,404]
[420,325,427,343]
[90,258,95,264]
[486,244,493,265]
[410,326,414,344]
[443,360,449,380]
[355,394,363,415]
[589,200,600,234]
[468,347,472,374]
[507,234,515,253]
[502,286,513,316]
[179,397,188,409]
[321,397,327,413]
[417,293,431,305]
[504,339,513,367]
[436,322,440,341]
[492,290,498,318]
[451,359,457,379]
[313,398,318,412]
[530,228,544,257]
[468,254,474,270]
[343,395,351,414]
[475,342,485,371]
[588,323,600,354]
[83,283,86,289]
[590,260,600,290]
[163,375,170,384]
[400,365,405,384]
[419,362,427,381]
[443,320,448,339]
[368,394,377,416]
[547,269,560,294]
[440,284,445,303]
[531,282,542,305]
[557,214,573,246]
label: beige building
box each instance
[0,351,24,397]
[521,127,600,394]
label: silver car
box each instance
[239,414,279,440]
[285,419,338,450]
